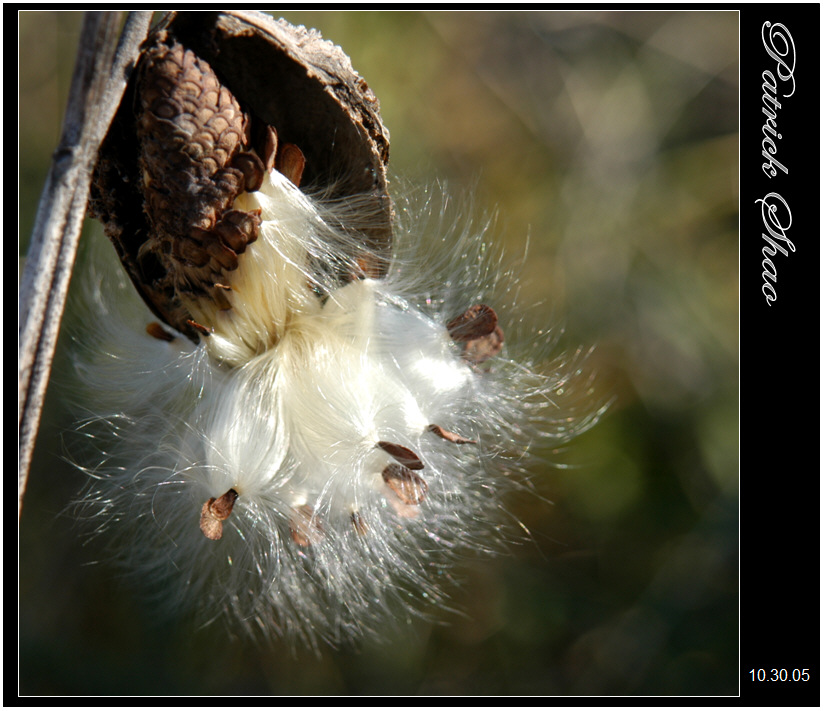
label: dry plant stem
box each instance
[17,11,153,519]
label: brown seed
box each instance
[200,500,223,540]
[463,325,505,364]
[211,287,231,311]
[213,208,261,254]
[146,321,175,342]
[260,124,278,172]
[238,151,267,192]
[277,143,306,186]
[210,488,239,520]
[382,463,428,505]
[446,304,498,342]
[206,240,239,271]
[376,441,424,470]
[427,424,476,445]
[214,222,248,253]
[290,504,324,547]
[173,234,211,267]
[224,207,262,232]
[199,488,239,541]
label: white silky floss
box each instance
[75,168,598,648]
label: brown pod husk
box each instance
[89,11,393,341]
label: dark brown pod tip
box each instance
[382,463,428,506]
[376,441,424,470]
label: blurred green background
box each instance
[19,11,738,696]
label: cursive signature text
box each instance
[756,192,794,305]
[761,22,796,178]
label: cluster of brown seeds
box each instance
[200,304,502,544]
[92,34,308,342]
[135,39,267,317]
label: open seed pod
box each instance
[73,10,602,651]
[89,11,392,341]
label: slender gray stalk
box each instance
[18,11,153,519]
